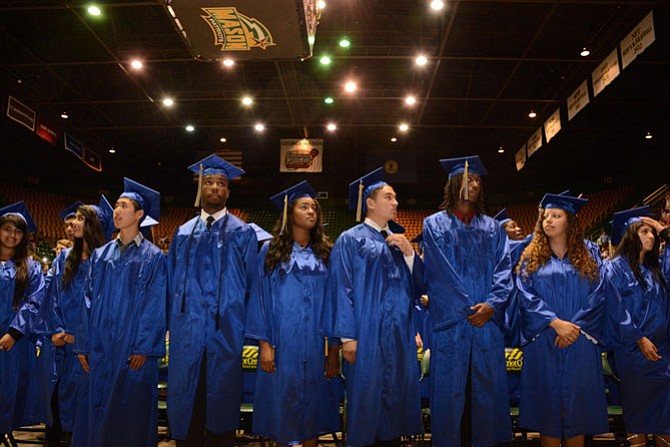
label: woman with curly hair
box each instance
[245,181,339,447]
[598,208,670,447]
[516,193,608,447]
[0,202,45,437]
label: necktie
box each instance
[206,215,215,230]
[380,230,389,239]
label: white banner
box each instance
[280,139,323,173]
[515,144,527,171]
[592,49,620,97]
[527,128,542,158]
[621,11,655,70]
[567,81,590,121]
[543,108,561,144]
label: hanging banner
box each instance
[567,81,590,121]
[515,144,527,172]
[280,138,323,173]
[543,109,561,144]
[64,132,84,160]
[620,11,655,70]
[82,147,102,172]
[527,128,542,158]
[6,96,36,131]
[592,49,620,97]
[35,116,60,146]
[366,150,417,183]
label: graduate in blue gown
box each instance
[422,156,512,447]
[167,154,259,447]
[516,193,608,447]
[72,179,166,447]
[322,168,423,447]
[0,203,45,436]
[39,197,113,446]
[595,208,670,447]
[246,181,340,446]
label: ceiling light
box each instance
[344,81,357,93]
[242,96,253,106]
[87,5,101,16]
[415,55,428,66]
[645,132,653,140]
[255,123,265,132]
[405,95,417,106]
[430,0,445,11]
[162,97,174,107]
[109,148,116,154]
[326,123,337,131]
[222,58,235,67]
[580,48,590,57]
[185,125,195,132]
[528,110,537,118]
[399,123,409,132]
[319,55,332,65]
[60,112,69,119]
[498,147,505,154]
[130,59,143,70]
[339,38,351,48]
[317,0,326,9]
[220,137,227,143]
[324,97,334,104]
[390,137,398,142]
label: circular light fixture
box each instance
[415,55,428,66]
[317,0,326,9]
[242,96,253,106]
[324,97,334,104]
[109,148,116,154]
[580,48,590,57]
[254,123,265,132]
[185,125,195,132]
[339,38,351,48]
[87,5,101,16]
[645,132,653,140]
[60,112,69,119]
[498,147,505,154]
[405,96,417,106]
[162,97,174,107]
[430,0,445,11]
[319,55,332,65]
[220,137,227,143]
[344,81,357,93]
[222,58,235,67]
[326,123,337,131]
[528,111,537,118]
[130,59,143,70]
[390,137,398,142]
[399,123,409,132]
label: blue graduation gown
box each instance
[0,259,45,433]
[167,214,259,439]
[503,235,532,348]
[321,223,422,447]
[246,241,340,444]
[72,238,166,447]
[597,251,670,433]
[516,255,608,438]
[422,211,512,447]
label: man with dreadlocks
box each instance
[422,156,513,447]
[167,154,259,447]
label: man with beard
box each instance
[167,154,259,447]
[422,156,513,447]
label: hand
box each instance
[64,334,75,344]
[52,332,67,347]
[0,333,16,352]
[342,340,358,365]
[420,295,429,308]
[639,216,666,233]
[78,354,90,373]
[259,341,275,373]
[324,345,340,379]
[128,355,147,371]
[637,336,662,361]
[467,303,495,327]
[385,234,414,257]
[549,319,581,348]
[415,333,424,350]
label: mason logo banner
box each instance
[280,138,323,173]
[201,7,276,51]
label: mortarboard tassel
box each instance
[193,163,204,208]
[356,180,364,222]
[459,160,469,201]
[281,194,288,233]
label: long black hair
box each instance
[0,214,30,309]
[62,205,105,290]
[439,173,486,215]
[613,221,667,290]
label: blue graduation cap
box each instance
[249,223,273,242]
[270,180,318,232]
[610,206,651,246]
[119,178,160,225]
[0,201,37,233]
[90,195,115,241]
[493,208,511,225]
[58,201,84,221]
[539,193,588,215]
[188,154,245,207]
[439,156,487,201]
[348,167,388,222]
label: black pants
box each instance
[176,355,235,447]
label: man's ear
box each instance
[135,209,145,221]
[365,196,375,212]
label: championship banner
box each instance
[6,96,36,131]
[280,138,323,173]
[82,146,102,172]
[515,144,527,172]
[592,49,620,97]
[162,0,318,60]
[621,11,655,70]
[63,132,84,160]
[527,128,543,158]
[543,108,561,144]
[35,115,60,146]
[567,81,590,121]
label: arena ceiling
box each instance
[1,0,669,206]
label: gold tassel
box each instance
[193,163,203,207]
[281,194,288,233]
[356,180,364,222]
[459,160,469,201]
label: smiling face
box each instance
[72,210,86,239]
[291,197,318,232]
[0,221,24,251]
[503,219,524,240]
[542,207,568,241]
